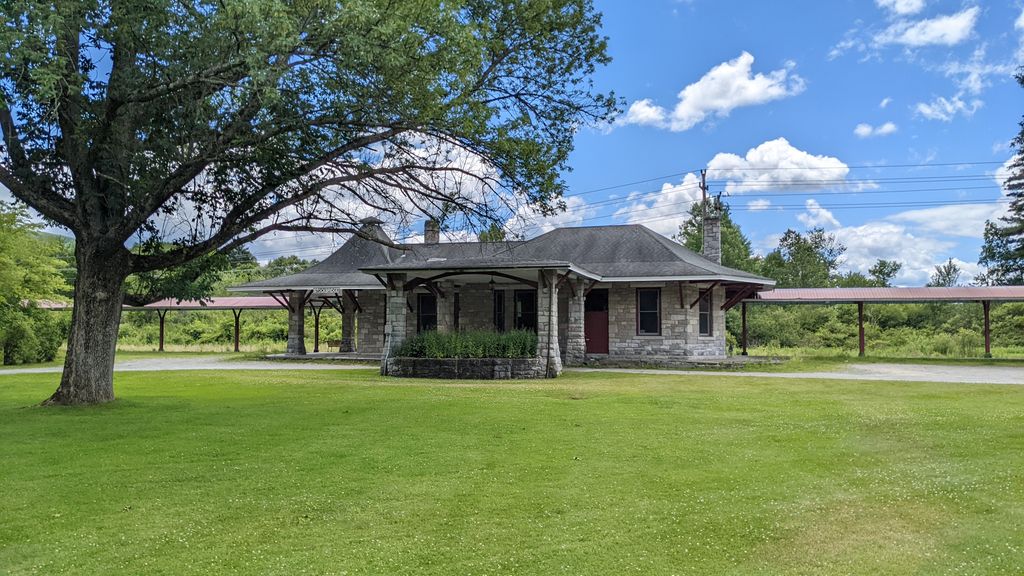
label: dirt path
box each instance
[1,355,1021,385]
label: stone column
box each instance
[382,273,408,374]
[563,277,586,365]
[436,281,455,332]
[339,307,355,352]
[536,269,562,377]
[286,290,308,355]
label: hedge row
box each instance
[394,330,537,359]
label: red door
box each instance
[584,289,609,354]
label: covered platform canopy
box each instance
[741,286,1024,357]
[33,295,334,353]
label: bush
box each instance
[0,305,66,365]
[395,330,537,359]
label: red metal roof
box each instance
[750,286,1024,303]
[141,296,284,310]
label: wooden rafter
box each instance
[556,273,576,297]
[721,285,758,311]
[689,282,719,309]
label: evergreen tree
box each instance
[978,69,1024,283]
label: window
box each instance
[636,288,661,335]
[492,290,505,332]
[698,289,713,336]
[514,290,537,331]
[417,292,437,332]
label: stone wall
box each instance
[385,357,549,379]
[603,282,726,360]
[357,289,387,355]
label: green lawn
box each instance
[2,370,1024,575]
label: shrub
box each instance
[395,330,537,359]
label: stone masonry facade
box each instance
[285,279,727,364]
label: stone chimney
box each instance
[702,203,722,264]
[424,219,440,244]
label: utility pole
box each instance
[699,168,708,219]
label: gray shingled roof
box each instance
[506,225,771,282]
[230,220,400,291]
[231,222,773,292]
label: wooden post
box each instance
[741,301,748,356]
[157,309,167,352]
[232,309,242,353]
[312,304,322,353]
[983,300,991,358]
[857,301,865,357]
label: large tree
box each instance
[978,69,1024,284]
[0,0,615,404]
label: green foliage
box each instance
[977,71,1024,283]
[0,203,70,364]
[0,202,68,302]
[0,305,65,365]
[760,228,846,288]
[977,220,1024,285]
[928,258,962,287]
[477,223,507,243]
[868,259,902,287]
[395,330,537,358]
[676,201,759,273]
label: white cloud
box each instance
[914,94,983,121]
[796,199,841,228]
[874,7,979,47]
[942,45,1015,96]
[747,199,772,211]
[888,203,1007,239]
[620,98,667,128]
[612,173,703,236]
[879,96,893,108]
[854,121,898,138]
[619,52,805,132]
[706,137,853,194]
[832,221,956,284]
[876,0,925,16]
[1017,8,1024,31]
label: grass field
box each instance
[2,369,1024,575]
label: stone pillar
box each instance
[436,281,455,332]
[564,277,586,365]
[382,273,408,374]
[339,306,355,352]
[536,269,562,377]
[286,290,308,355]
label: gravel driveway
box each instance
[1,355,1021,385]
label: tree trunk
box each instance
[44,241,130,406]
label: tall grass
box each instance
[395,330,537,358]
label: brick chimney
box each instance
[702,203,722,264]
[424,219,440,244]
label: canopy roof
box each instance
[748,286,1024,303]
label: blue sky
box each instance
[536,0,1022,284]
[4,1,1019,285]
